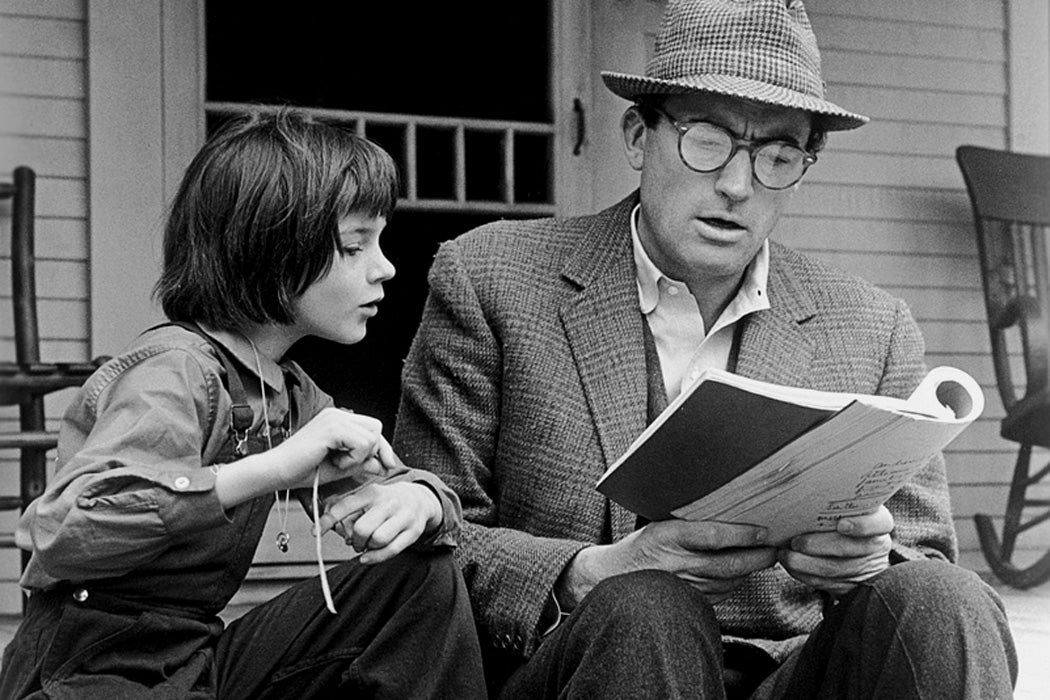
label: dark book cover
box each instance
[596,380,834,521]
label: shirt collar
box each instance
[198,325,288,393]
[630,203,771,318]
[632,205,664,314]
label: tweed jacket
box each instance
[394,192,957,661]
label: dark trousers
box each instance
[1,550,486,699]
[499,560,1017,700]
[216,549,487,699]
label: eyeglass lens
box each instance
[680,122,809,189]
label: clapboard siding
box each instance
[832,120,1005,156]
[805,0,1004,31]
[808,152,972,189]
[813,15,1004,61]
[822,50,1005,96]
[0,0,80,20]
[0,217,87,261]
[0,96,85,139]
[780,217,979,255]
[0,56,84,99]
[831,85,1004,127]
[0,136,87,178]
[0,1,87,612]
[801,2,1042,569]
[0,339,88,363]
[0,259,87,300]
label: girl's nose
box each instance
[371,251,396,283]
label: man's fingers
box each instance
[671,519,769,551]
[836,505,894,537]
[790,531,892,558]
[779,548,889,580]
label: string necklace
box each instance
[245,334,337,613]
[245,337,291,553]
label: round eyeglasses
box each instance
[651,106,817,190]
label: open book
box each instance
[596,366,983,544]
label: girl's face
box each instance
[291,212,395,346]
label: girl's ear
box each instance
[622,107,648,172]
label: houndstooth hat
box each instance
[601,0,868,131]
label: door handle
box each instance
[573,98,586,156]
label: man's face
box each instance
[624,92,812,291]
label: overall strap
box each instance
[154,321,255,436]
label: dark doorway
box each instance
[206,3,552,435]
[206,3,551,123]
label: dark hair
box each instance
[633,96,828,154]
[154,108,399,330]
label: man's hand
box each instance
[778,506,894,597]
[559,519,776,608]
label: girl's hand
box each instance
[271,407,390,489]
[214,408,394,509]
[316,482,443,564]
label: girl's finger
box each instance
[359,530,416,565]
[374,436,397,467]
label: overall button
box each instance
[174,476,190,490]
[72,588,89,603]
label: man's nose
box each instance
[714,149,754,201]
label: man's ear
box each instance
[622,107,647,172]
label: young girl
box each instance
[0,110,486,699]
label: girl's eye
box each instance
[340,245,363,257]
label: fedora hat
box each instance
[601,0,868,131]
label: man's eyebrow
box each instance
[687,113,805,143]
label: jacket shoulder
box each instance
[770,241,902,313]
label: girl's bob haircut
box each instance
[154,108,399,330]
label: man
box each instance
[394,1,1017,697]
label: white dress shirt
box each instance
[631,204,771,401]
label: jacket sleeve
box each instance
[20,347,230,583]
[394,240,589,657]
[878,299,959,564]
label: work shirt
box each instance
[16,324,461,614]
[631,204,770,400]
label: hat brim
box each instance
[601,71,869,132]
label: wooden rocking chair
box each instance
[955,145,1050,589]
[1,166,106,576]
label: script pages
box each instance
[595,366,984,544]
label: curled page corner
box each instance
[911,366,984,422]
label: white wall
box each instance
[788,0,1049,570]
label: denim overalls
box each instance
[1,323,297,698]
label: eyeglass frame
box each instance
[647,105,818,190]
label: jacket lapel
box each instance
[558,195,649,538]
[735,245,818,387]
